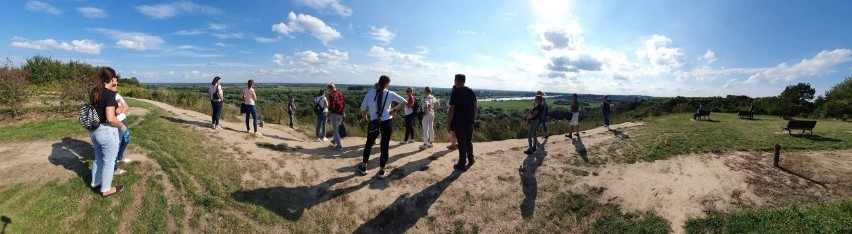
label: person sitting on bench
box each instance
[694,105,705,120]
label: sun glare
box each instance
[531,0,572,22]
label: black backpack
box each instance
[313,97,324,115]
[410,98,421,117]
[79,104,100,131]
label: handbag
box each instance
[240,103,246,114]
[368,90,389,135]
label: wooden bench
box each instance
[737,111,754,119]
[694,110,711,120]
[782,120,816,135]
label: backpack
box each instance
[410,97,421,117]
[313,97,324,115]
[79,104,100,131]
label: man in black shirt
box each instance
[447,74,477,171]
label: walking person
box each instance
[328,84,345,151]
[536,90,549,138]
[89,67,125,197]
[357,75,408,179]
[209,76,223,130]
[446,86,458,150]
[602,95,612,130]
[242,80,260,136]
[108,80,131,175]
[524,95,545,154]
[287,96,296,128]
[314,89,329,142]
[402,87,417,144]
[419,87,439,150]
[447,74,478,171]
[566,93,580,139]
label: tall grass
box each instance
[685,200,852,233]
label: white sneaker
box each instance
[254,132,263,137]
[246,129,251,133]
[316,138,322,142]
[322,137,328,142]
[400,140,409,144]
[115,169,126,175]
[121,158,133,163]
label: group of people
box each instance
[87,67,133,197]
[523,93,612,154]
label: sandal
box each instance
[102,185,124,198]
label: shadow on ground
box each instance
[48,137,93,187]
[231,175,370,221]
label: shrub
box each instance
[0,60,31,116]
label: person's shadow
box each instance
[520,138,548,219]
[231,174,369,221]
[609,129,630,140]
[1,215,11,234]
[49,138,94,187]
[368,150,454,190]
[353,170,463,234]
[572,136,589,163]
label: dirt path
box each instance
[3,98,851,233]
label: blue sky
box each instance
[2,0,851,97]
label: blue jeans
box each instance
[528,119,540,150]
[315,112,327,139]
[288,112,295,128]
[211,101,222,126]
[330,113,343,149]
[245,104,258,132]
[538,117,548,132]
[115,120,129,171]
[90,124,119,193]
[603,111,611,126]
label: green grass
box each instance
[525,192,671,233]
[623,112,852,162]
[685,200,852,234]
[0,118,87,142]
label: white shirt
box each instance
[242,87,255,105]
[208,84,222,101]
[404,95,414,115]
[360,89,406,121]
[115,93,127,121]
[315,95,328,113]
[422,95,437,117]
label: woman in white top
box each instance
[419,87,439,149]
[357,75,408,179]
[108,79,131,175]
[314,89,329,141]
[209,76,223,129]
[242,79,259,135]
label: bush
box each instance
[0,60,31,116]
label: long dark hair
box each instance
[377,75,391,91]
[211,76,221,85]
[247,79,254,89]
[90,67,116,105]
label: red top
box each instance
[407,95,414,107]
[329,91,345,115]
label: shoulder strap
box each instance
[375,89,389,119]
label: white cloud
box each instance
[546,54,603,73]
[9,37,103,54]
[722,79,739,89]
[91,28,165,51]
[214,42,231,47]
[295,0,352,17]
[254,37,280,43]
[77,7,106,18]
[174,29,206,36]
[135,1,222,20]
[458,30,477,35]
[368,46,436,68]
[272,12,341,45]
[273,54,286,66]
[637,34,686,73]
[703,49,716,64]
[537,22,582,51]
[178,45,204,51]
[744,49,852,84]
[167,62,261,68]
[25,1,62,15]
[208,23,227,30]
[212,33,244,39]
[369,26,395,44]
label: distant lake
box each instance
[480,95,563,102]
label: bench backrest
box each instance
[738,111,753,115]
[786,120,816,129]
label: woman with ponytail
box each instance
[89,67,126,197]
[358,75,408,179]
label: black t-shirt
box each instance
[449,86,477,125]
[531,104,544,120]
[96,89,118,124]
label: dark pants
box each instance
[453,122,474,165]
[115,120,129,171]
[603,111,611,126]
[245,104,258,132]
[211,101,222,126]
[288,112,294,128]
[404,114,416,141]
[363,119,393,168]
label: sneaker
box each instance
[120,158,133,163]
[114,169,127,175]
[427,143,433,148]
[334,147,343,151]
[357,164,368,175]
[419,144,428,150]
[574,133,580,136]
[316,138,323,142]
[523,149,534,154]
[400,140,409,144]
[322,137,328,142]
[453,164,467,172]
[216,126,223,130]
[566,134,573,139]
[447,144,458,150]
[211,124,217,129]
[376,170,386,179]
[466,159,475,168]
[246,129,252,133]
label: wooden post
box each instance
[773,144,781,167]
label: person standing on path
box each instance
[208,76,223,130]
[108,80,131,175]
[524,95,545,154]
[287,96,296,128]
[314,89,329,142]
[242,80,260,136]
[402,87,417,144]
[446,85,458,150]
[89,67,126,197]
[358,75,408,179]
[536,90,549,138]
[419,87,438,150]
[566,93,580,139]
[447,74,478,171]
[328,83,345,151]
[602,95,612,130]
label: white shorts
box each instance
[570,112,579,125]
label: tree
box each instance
[777,83,816,117]
[0,60,31,116]
[823,77,852,118]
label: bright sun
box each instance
[531,0,572,22]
